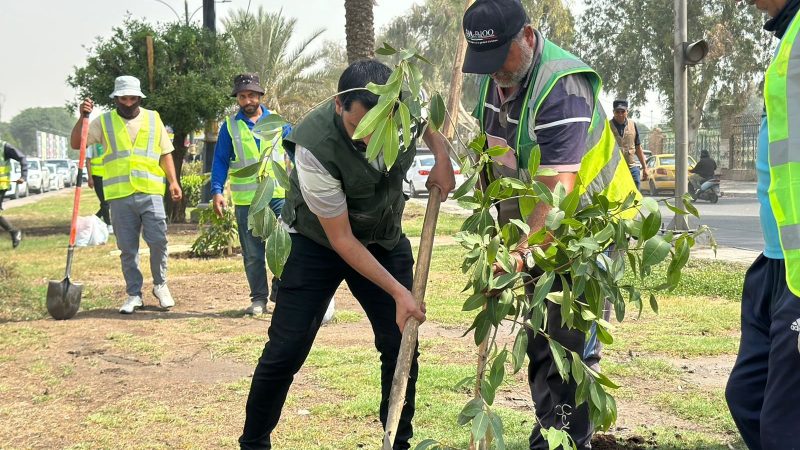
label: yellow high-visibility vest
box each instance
[226,114,286,206]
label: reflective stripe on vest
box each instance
[226,114,286,206]
[765,11,800,295]
[476,39,639,220]
[100,109,166,200]
[90,144,106,178]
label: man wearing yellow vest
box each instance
[726,0,800,447]
[70,75,182,314]
[0,140,27,248]
[609,100,649,190]
[86,144,112,233]
[211,73,289,316]
[462,0,638,448]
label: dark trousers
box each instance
[234,199,285,304]
[92,176,111,225]
[239,233,418,450]
[726,254,800,450]
[0,190,15,233]
[526,272,593,450]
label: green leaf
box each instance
[649,293,659,314]
[589,382,606,413]
[487,145,509,157]
[532,272,555,307]
[488,350,507,388]
[472,411,490,442]
[560,190,581,217]
[462,292,487,311]
[641,235,671,268]
[474,312,491,346]
[413,439,440,450]
[510,218,531,235]
[512,328,528,372]
[230,162,261,178]
[596,323,614,345]
[251,113,287,141]
[366,68,402,96]
[457,398,484,426]
[408,63,424,100]
[452,173,478,200]
[527,146,541,177]
[398,101,412,151]
[641,196,659,214]
[548,339,570,381]
[594,371,620,389]
[353,95,395,140]
[266,225,291,278]
[640,210,662,242]
[487,236,500,265]
[545,209,565,230]
[489,412,506,450]
[375,42,397,55]
[594,223,614,243]
[664,200,688,215]
[250,177,275,214]
[383,115,400,169]
[682,195,700,217]
[271,159,291,190]
[429,92,446,131]
[365,116,390,161]
[531,181,554,205]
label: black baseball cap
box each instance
[462,0,528,74]
[231,73,265,97]
[613,99,629,111]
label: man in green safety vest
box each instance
[726,1,800,447]
[211,73,289,316]
[0,140,27,248]
[71,75,182,315]
[86,143,112,233]
[462,0,639,448]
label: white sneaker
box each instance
[321,296,336,325]
[107,224,114,235]
[245,300,267,315]
[152,283,175,309]
[119,295,143,314]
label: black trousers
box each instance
[92,176,111,225]
[0,190,15,233]
[239,233,418,450]
[726,254,800,450]
[526,271,593,450]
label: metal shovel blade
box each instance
[46,278,82,320]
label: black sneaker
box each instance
[10,230,22,249]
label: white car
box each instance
[403,153,465,198]
[25,157,47,194]
[3,160,29,199]
[45,164,64,191]
[47,159,76,187]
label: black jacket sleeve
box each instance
[3,143,28,180]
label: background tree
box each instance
[576,0,770,143]
[222,7,330,122]
[8,107,75,155]
[344,0,375,62]
[68,18,240,222]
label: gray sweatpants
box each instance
[109,193,168,297]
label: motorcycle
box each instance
[691,176,721,203]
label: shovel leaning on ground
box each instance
[383,186,442,449]
[46,114,89,320]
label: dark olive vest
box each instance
[282,100,416,250]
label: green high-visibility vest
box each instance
[225,114,286,206]
[0,141,9,191]
[89,144,106,178]
[100,109,166,200]
[765,11,800,295]
[475,38,639,220]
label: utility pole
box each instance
[441,0,474,161]
[668,0,707,231]
[200,0,217,204]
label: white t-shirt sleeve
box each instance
[295,145,347,218]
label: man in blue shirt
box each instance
[211,73,289,315]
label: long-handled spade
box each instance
[383,186,441,449]
[46,114,89,320]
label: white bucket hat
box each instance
[109,75,147,99]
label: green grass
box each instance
[0,325,49,351]
[653,389,737,434]
[106,332,165,362]
[328,309,364,324]
[624,258,747,302]
[403,201,466,238]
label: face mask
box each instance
[116,99,141,119]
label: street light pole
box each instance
[200,0,217,204]
[670,0,690,230]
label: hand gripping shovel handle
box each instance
[65,115,90,277]
[383,186,442,449]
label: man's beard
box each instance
[492,41,534,88]
[242,104,260,116]
[116,100,141,119]
[352,140,368,152]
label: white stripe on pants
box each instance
[109,193,168,297]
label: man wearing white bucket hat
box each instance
[70,75,182,314]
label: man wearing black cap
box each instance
[211,73,290,316]
[610,100,649,190]
[0,140,27,248]
[462,0,640,448]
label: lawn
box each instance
[0,191,746,449]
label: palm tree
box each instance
[344,0,375,63]
[222,7,329,121]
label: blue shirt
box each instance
[757,112,784,258]
[210,106,291,196]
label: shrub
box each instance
[190,207,238,257]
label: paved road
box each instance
[411,192,765,252]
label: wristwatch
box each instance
[513,248,535,272]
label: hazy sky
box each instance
[0,0,425,121]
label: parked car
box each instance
[45,164,64,191]
[25,157,47,194]
[641,153,697,195]
[3,160,29,199]
[47,159,76,187]
[73,159,88,183]
[403,153,465,198]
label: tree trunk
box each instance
[166,132,187,223]
[344,0,375,63]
